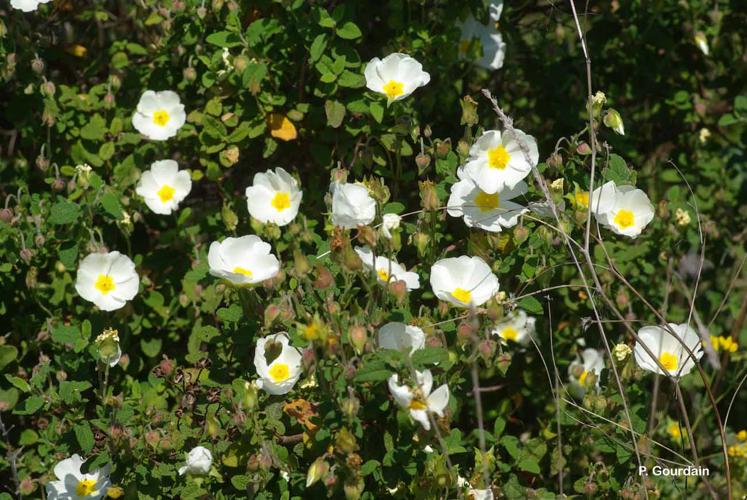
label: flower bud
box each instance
[415,153,431,172]
[435,139,451,158]
[576,142,591,155]
[460,95,479,126]
[349,325,367,354]
[20,248,34,264]
[242,381,258,409]
[478,339,496,361]
[264,304,280,328]
[183,66,197,82]
[31,55,45,74]
[0,208,13,224]
[547,152,563,169]
[40,80,55,96]
[419,180,439,210]
[612,343,631,361]
[306,457,329,488]
[344,477,364,500]
[603,109,625,135]
[51,177,65,192]
[221,203,238,231]
[356,225,377,248]
[335,427,358,454]
[94,328,121,367]
[221,145,240,166]
[35,154,49,171]
[312,264,333,289]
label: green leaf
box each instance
[5,375,30,393]
[140,338,162,358]
[517,456,540,474]
[101,193,123,219]
[98,142,115,161]
[325,100,346,128]
[354,361,391,383]
[336,21,362,40]
[59,242,78,270]
[517,296,543,315]
[370,102,384,124]
[13,395,44,415]
[80,114,107,141]
[74,422,95,453]
[602,154,635,185]
[411,347,449,366]
[206,31,243,48]
[0,345,18,370]
[49,200,81,225]
[51,325,88,352]
[59,381,92,404]
[309,34,327,62]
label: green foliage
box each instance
[0,0,746,499]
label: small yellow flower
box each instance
[709,335,738,353]
[738,430,747,442]
[107,486,125,498]
[66,44,88,58]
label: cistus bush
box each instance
[1,0,746,499]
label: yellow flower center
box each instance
[94,274,116,294]
[76,478,97,496]
[668,423,682,439]
[575,191,590,208]
[451,287,472,304]
[501,326,519,342]
[304,323,319,341]
[474,191,499,212]
[578,370,589,385]
[377,269,390,283]
[232,266,253,277]
[268,362,290,382]
[459,39,472,54]
[152,109,171,126]
[658,351,678,372]
[613,209,635,229]
[157,184,175,203]
[271,192,291,211]
[487,145,511,170]
[383,80,404,99]
[409,399,428,411]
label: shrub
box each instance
[0,0,746,498]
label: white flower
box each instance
[178,446,213,476]
[457,477,494,500]
[430,255,500,308]
[590,181,654,238]
[254,333,303,395]
[364,53,430,102]
[245,167,302,226]
[457,16,506,70]
[462,129,538,194]
[46,454,111,500]
[10,0,51,12]
[447,168,527,232]
[634,323,704,378]
[75,251,139,311]
[331,182,377,229]
[131,90,186,141]
[207,235,280,286]
[568,348,605,394]
[387,369,449,430]
[355,246,420,290]
[135,160,192,215]
[381,213,401,239]
[491,309,536,346]
[378,322,426,355]
[489,0,504,21]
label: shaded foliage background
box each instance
[0,0,746,498]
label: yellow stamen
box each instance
[232,266,253,277]
[152,110,170,126]
[76,478,97,496]
[451,287,472,304]
[578,370,589,385]
[409,399,428,410]
[474,191,499,212]
[157,184,175,203]
[501,326,519,342]
[487,145,510,170]
[303,323,319,341]
[94,275,115,294]
[659,351,678,372]
[383,80,404,99]
[377,269,390,283]
[271,192,291,211]
[268,362,290,382]
[613,209,635,229]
